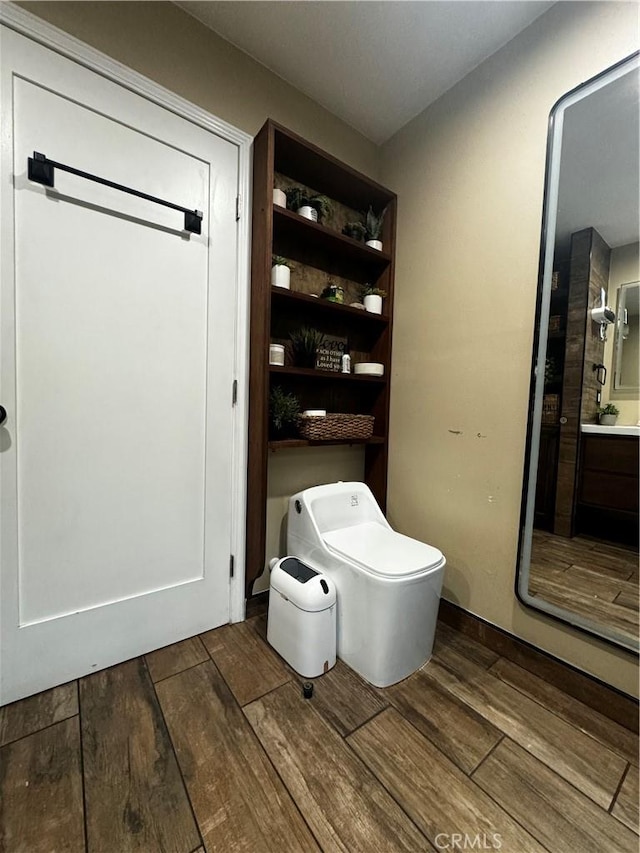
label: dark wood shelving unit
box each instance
[269,365,387,384]
[246,119,397,595]
[269,436,386,451]
[273,207,392,281]
[271,286,391,324]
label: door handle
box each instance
[0,405,7,425]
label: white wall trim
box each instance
[0,2,251,623]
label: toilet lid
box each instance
[322,522,444,578]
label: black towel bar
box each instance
[27,151,203,234]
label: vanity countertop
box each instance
[581,424,640,437]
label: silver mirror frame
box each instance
[516,52,640,653]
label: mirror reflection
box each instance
[613,281,639,391]
[518,54,639,652]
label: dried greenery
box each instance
[269,386,300,437]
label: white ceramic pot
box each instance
[271,264,290,289]
[297,205,318,222]
[364,294,383,314]
[353,362,384,376]
[273,188,287,207]
[366,239,383,251]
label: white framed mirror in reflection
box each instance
[517,52,639,653]
[613,280,639,392]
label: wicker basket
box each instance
[542,394,560,425]
[298,413,375,441]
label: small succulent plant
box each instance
[272,255,293,269]
[342,221,367,241]
[321,281,345,303]
[285,187,333,223]
[360,284,387,299]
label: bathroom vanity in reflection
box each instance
[576,428,639,545]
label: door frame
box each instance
[0,3,251,623]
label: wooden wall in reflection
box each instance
[554,227,609,537]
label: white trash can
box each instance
[267,556,337,678]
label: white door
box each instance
[0,27,242,704]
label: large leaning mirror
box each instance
[518,53,639,653]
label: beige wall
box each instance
[603,242,640,420]
[17,1,639,693]
[256,448,365,593]
[381,1,639,696]
[18,1,379,177]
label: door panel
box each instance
[1,27,240,703]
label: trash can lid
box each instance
[270,557,336,611]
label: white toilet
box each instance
[287,481,446,687]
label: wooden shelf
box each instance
[271,286,390,324]
[273,207,390,282]
[273,121,392,211]
[274,206,391,263]
[246,119,396,596]
[269,436,385,450]
[269,365,387,384]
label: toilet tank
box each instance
[288,482,389,551]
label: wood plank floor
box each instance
[0,615,637,852]
[530,530,639,643]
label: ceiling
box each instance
[176,1,555,143]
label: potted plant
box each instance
[365,205,387,250]
[289,326,326,368]
[269,387,300,440]
[320,280,344,303]
[285,187,333,223]
[342,221,367,242]
[598,403,620,426]
[361,284,387,315]
[271,255,293,289]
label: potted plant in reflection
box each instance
[598,403,620,426]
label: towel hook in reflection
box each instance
[593,363,607,386]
